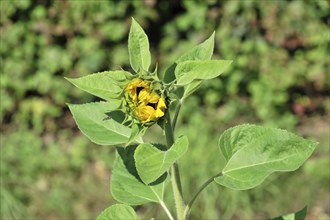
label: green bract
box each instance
[66,18,317,220]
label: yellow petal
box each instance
[147,93,160,103]
[125,79,150,101]
[138,89,151,103]
[157,97,166,110]
[136,104,155,123]
[155,107,165,118]
[134,78,149,88]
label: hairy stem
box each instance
[164,112,185,220]
[183,172,223,218]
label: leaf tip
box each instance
[64,76,74,83]
[66,102,76,109]
[210,31,215,38]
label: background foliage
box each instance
[1,0,329,219]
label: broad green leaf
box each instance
[65,71,132,101]
[68,102,142,146]
[111,146,165,205]
[271,206,307,220]
[215,124,317,190]
[164,32,215,83]
[135,136,189,184]
[128,18,151,73]
[96,204,139,220]
[175,60,232,85]
[178,32,215,62]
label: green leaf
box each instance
[183,80,203,98]
[271,206,307,220]
[65,71,132,101]
[111,146,165,205]
[128,18,151,73]
[175,60,232,85]
[135,136,189,184]
[126,124,146,146]
[96,204,139,220]
[215,124,317,190]
[68,102,142,146]
[164,32,215,83]
[175,80,203,99]
[179,32,215,62]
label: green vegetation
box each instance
[1,1,329,219]
[66,19,316,220]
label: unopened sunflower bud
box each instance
[125,78,167,123]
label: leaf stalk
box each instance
[183,172,223,219]
[160,201,175,220]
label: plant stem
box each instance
[164,112,185,220]
[172,99,182,131]
[183,172,223,219]
[160,201,175,220]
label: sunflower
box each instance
[125,78,166,123]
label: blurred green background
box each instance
[1,0,329,219]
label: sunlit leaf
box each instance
[111,146,165,205]
[65,71,132,100]
[96,204,139,220]
[177,31,215,62]
[128,18,151,73]
[68,102,142,146]
[164,32,215,83]
[135,136,188,184]
[175,60,232,85]
[215,124,317,190]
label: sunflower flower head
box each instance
[125,78,167,124]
